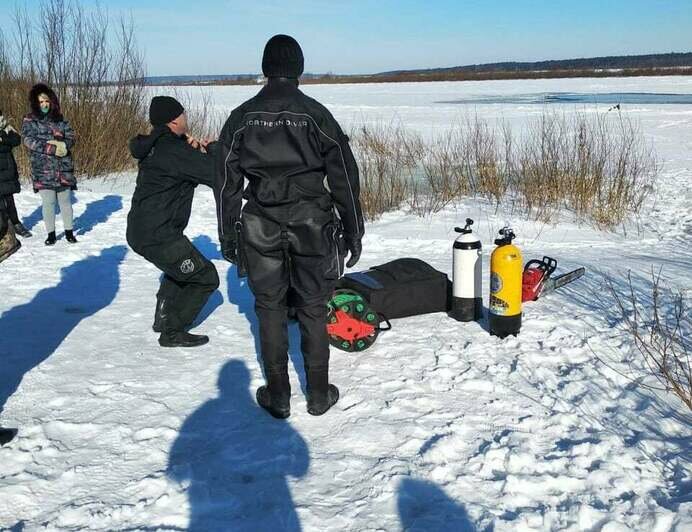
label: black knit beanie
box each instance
[149,96,184,126]
[262,35,304,79]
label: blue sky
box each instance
[1,0,690,76]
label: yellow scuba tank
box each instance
[489,226,522,338]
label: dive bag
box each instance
[327,258,451,352]
[336,258,452,319]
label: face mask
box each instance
[39,95,50,115]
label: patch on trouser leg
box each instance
[180,258,195,274]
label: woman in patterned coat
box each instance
[22,83,78,245]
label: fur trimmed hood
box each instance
[29,83,63,121]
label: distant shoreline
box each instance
[145,67,692,87]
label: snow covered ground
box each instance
[0,77,690,531]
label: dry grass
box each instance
[515,112,656,226]
[350,111,657,228]
[349,123,422,220]
[0,0,148,179]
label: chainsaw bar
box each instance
[540,267,585,296]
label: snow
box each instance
[1,76,691,531]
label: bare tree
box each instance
[0,0,148,178]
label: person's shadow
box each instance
[397,478,476,532]
[73,194,123,236]
[20,204,43,232]
[0,245,127,419]
[167,360,309,531]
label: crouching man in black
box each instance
[215,35,364,418]
[127,96,219,348]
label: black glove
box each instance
[345,237,362,268]
[220,235,237,264]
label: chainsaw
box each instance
[522,256,585,302]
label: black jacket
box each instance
[126,126,216,251]
[0,128,21,196]
[215,79,364,243]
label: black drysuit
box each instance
[127,126,219,333]
[215,79,364,401]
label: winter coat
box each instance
[0,127,21,196]
[21,114,76,192]
[21,83,76,192]
[215,78,364,244]
[126,126,217,252]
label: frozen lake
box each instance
[163,76,692,164]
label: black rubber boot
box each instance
[158,330,209,348]
[307,384,339,416]
[0,427,18,445]
[65,229,78,244]
[152,297,167,333]
[13,223,32,238]
[256,386,291,419]
[44,231,56,246]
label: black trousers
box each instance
[141,237,219,333]
[241,202,345,401]
[1,194,19,225]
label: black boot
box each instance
[158,330,209,348]
[307,384,340,416]
[256,386,291,419]
[0,427,18,445]
[65,229,78,244]
[152,297,167,333]
[13,222,32,238]
[44,231,56,246]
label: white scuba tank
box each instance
[451,218,482,322]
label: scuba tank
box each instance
[451,218,482,322]
[489,226,522,338]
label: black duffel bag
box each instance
[336,258,451,320]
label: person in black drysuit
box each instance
[127,96,220,348]
[215,35,364,418]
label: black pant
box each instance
[242,202,344,401]
[141,237,219,333]
[1,195,19,225]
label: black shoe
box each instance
[256,386,291,419]
[65,229,78,243]
[44,231,56,246]
[307,384,340,416]
[152,297,167,333]
[0,427,18,445]
[13,223,32,238]
[158,330,209,348]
